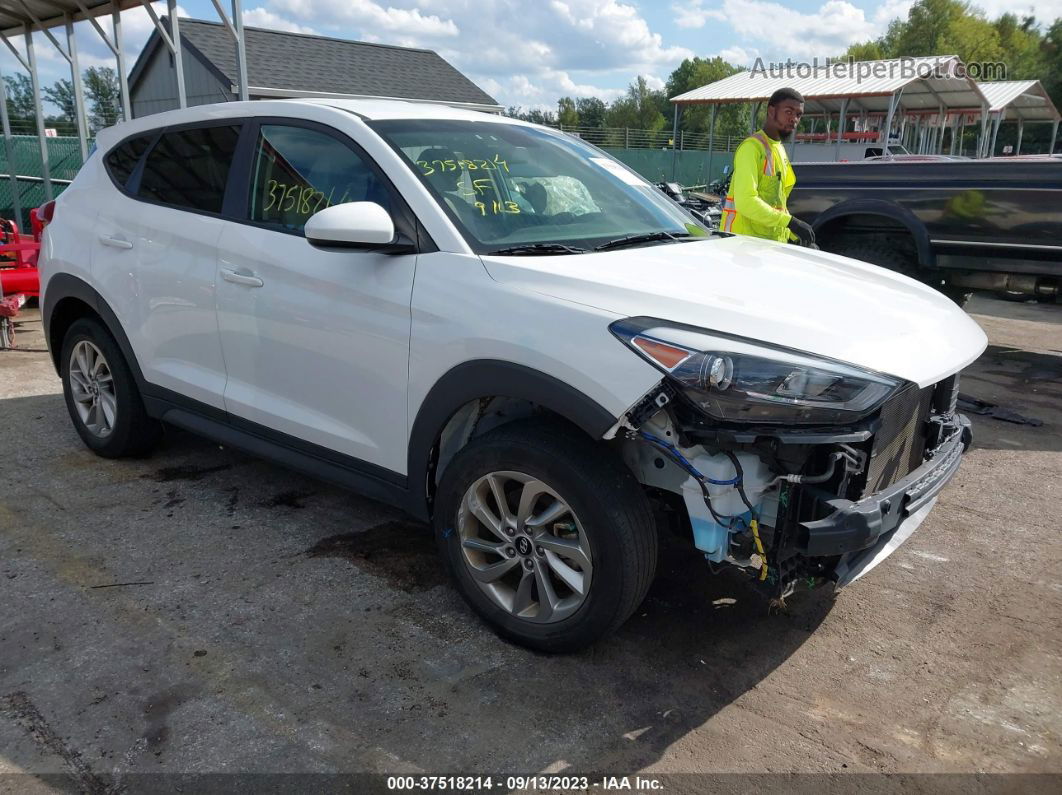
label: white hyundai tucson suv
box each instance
[38,99,987,651]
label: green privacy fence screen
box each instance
[0,135,88,230]
[0,135,732,232]
[603,148,734,188]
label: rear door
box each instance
[93,123,241,409]
[214,120,418,474]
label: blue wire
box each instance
[639,432,742,485]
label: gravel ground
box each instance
[0,294,1059,790]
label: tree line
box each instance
[4,66,122,135]
[507,0,1062,148]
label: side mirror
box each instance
[305,201,411,252]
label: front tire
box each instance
[60,317,161,458]
[434,420,657,653]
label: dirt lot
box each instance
[1,295,1060,789]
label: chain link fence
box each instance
[556,125,744,152]
[0,135,87,229]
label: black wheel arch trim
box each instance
[42,273,147,382]
[811,199,933,267]
[406,360,620,521]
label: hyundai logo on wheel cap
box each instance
[515,536,533,556]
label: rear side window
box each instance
[248,124,389,234]
[138,125,240,213]
[105,135,152,188]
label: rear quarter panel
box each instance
[39,153,104,313]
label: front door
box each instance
[215,122,417,475]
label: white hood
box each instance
[481,236,988,388]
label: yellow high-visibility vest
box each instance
[720,130,796,242]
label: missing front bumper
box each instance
[799,414,970,559]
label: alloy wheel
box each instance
[457,470,593,623]
[68,340,117,438]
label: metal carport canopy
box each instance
[669,55,988,115]
[0,0,250,214]
[0,1,142,35]
[976,79,1060,122]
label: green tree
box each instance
[606,76,666,131]
[842,41,886,61]
[84,66,121,129]
[43,78,75,121]
[664,56,746,139]
[3,74,35,124]
[575,97,606,128]
[557,96,579,127]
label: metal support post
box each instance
[1015,118,1024,155]
[977,104,988,158]
[749,102,759,134]
[881,92,898,156]
[66,14,88,160]
[24,27,52,201]
[113,6,131,121]
[233,0,249,101]
[0,66,21,225]
[835,98,848,160]
[169,1,186,108]
[1049,120,1058,155]
[706,104,716,183]
[989,113,1001,157]
[670,103,679,181]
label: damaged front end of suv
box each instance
[609,317,973,600]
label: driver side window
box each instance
[249,125,388,235]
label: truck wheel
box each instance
[433,419,657,653]
[828,237,917,278]
[60,317,162,458]
[828,237,970,307]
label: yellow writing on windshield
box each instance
[475,200,520,216]
[417,154,510,176]
[262,180,349,217]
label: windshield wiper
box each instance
[486,243,588,256]
[593,231,692,251]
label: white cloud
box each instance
[243,8,317,34]
[672,0,727,29]
[965,0,1062,18]
[272,0,459,37]
[683,0,883,59]
[262,0,691,109]
[717,45,759,66]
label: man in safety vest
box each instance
[721,87,817,247]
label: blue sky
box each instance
[2,0,1056,114]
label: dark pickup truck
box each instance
[787,157,1062,303]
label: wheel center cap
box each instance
[515,536,532,556]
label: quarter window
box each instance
[248,125,389,234]
[105,135,152,188]
[138,125,240,213]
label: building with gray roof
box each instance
[128,17,500,118]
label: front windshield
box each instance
[369,118,710,253]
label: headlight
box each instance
[611,318,902,425]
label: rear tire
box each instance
[434,419,657,653]
[60,317,162,458]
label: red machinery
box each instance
[0,203,48,349]
[0,203,47,298]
